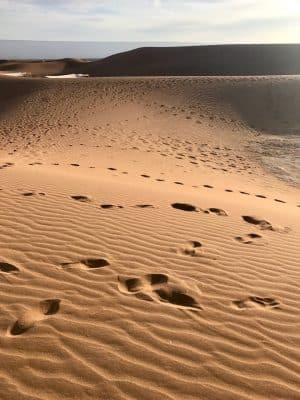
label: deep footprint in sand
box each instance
[171,203,199,212]
[9,299,61,336]
[235,233,265,245]
[233,296,280,310]
[240,191,250,195]
[0,262,19,273]
[71,195,91,202]
[274,199,286,204]
[118,273,201,310]
[22,192,35,197]
[242,215,290,233]
[100,204,123,209]
[61,258,110,270]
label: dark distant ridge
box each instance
[1,45,300,76]
[80,45,300,76]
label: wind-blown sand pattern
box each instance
[0,75,299,400]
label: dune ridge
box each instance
[1,44,300,77]
[0,75,299,400]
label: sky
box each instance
[0,0,300,43]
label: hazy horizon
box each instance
[0,40,199,59]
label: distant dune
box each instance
[0,58,90,76]
[1,44,300,76]
[80,44,300,76]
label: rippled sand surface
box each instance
[0,76,299,400]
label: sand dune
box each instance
[0,75,299,400]
[1,44,300,77]
[79,44,300,76]
[0,58,89,77]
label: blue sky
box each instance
[0,0,299,43]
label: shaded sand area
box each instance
[0,76,299,400]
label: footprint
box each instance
[240,191,250,195]
[177,241,202,256]
[9,299,60,336]
[100,204,123,209]
[134,204,155,208]
[274,199,286,204]
[22,192,35,197]
[22,192,45,197]
[119,277,145,293]
[174,182,184,185]
[255,194,267,199]
[171,203,199,212]
[141,174,150,178]
[242,215,290,233]
[235,233,265,245]
[203,184,213,189]
[119,274,201,310]
[62,258,109,270]
[154,287,201,309]
[39,299,61,315]
[233,296,280,310]
[145,273,169,286]
[0,262,19,273]
[206,208,228,216]
[70,163,80,167]
[71,195,91,202]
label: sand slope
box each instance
[0,76,299,400]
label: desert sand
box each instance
[0,74,299,400]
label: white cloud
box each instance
[0,0,299,42]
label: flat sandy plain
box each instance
[0,75,299,400]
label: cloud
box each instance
[0,0,299,42]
